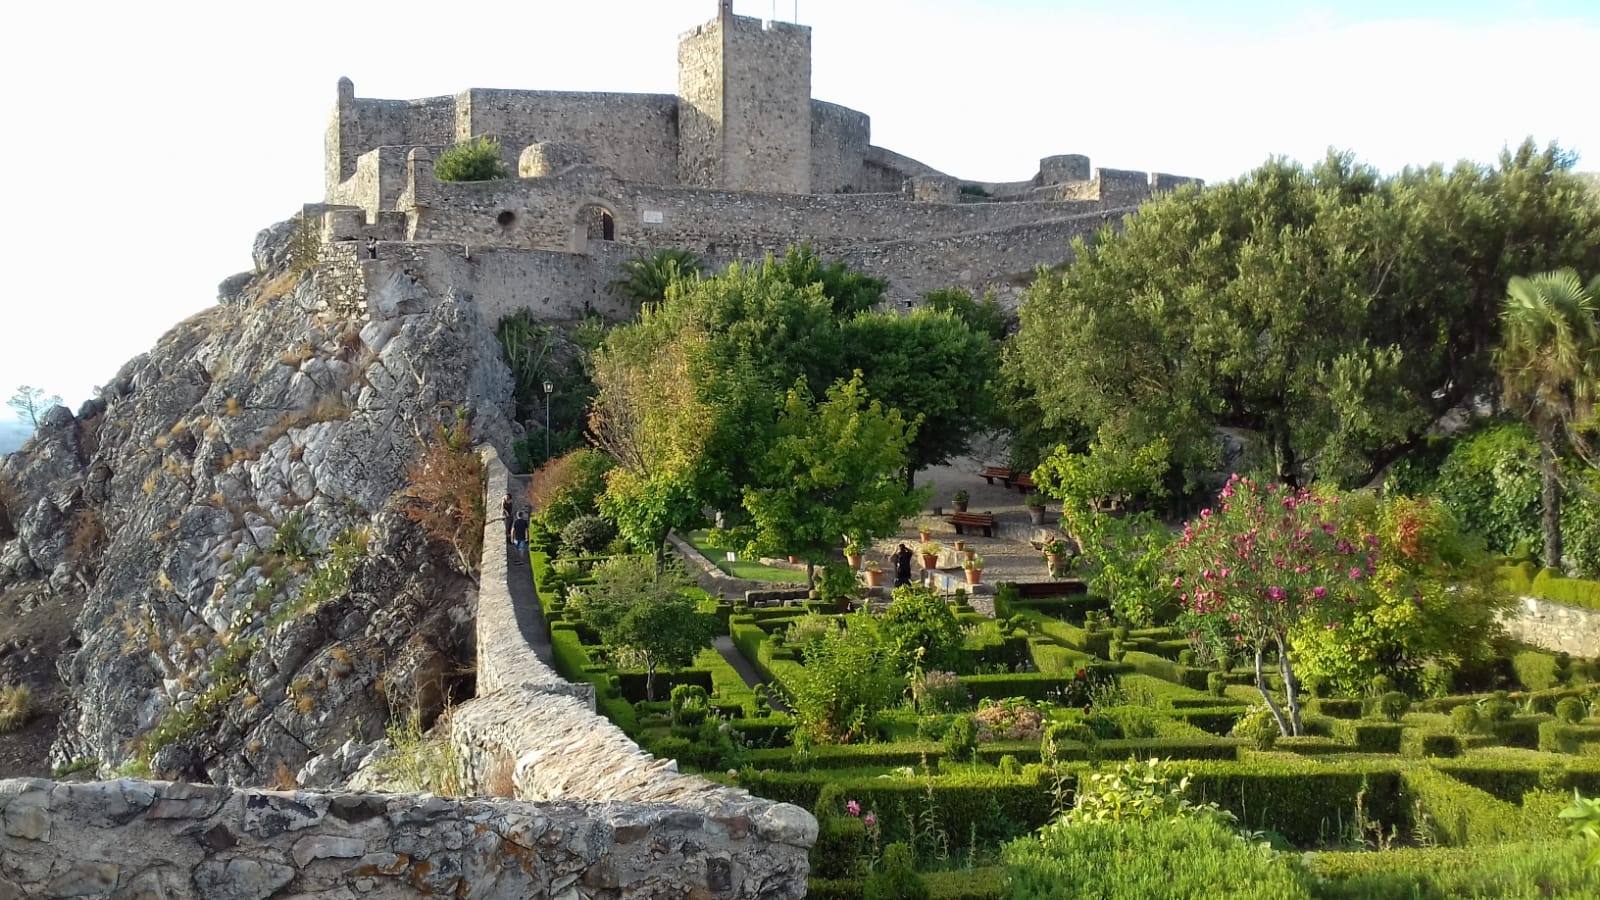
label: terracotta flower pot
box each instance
[846,553,862,569]
[1029,506,1047,526]
[787,555,799,564]
[954,500,969,512]
[921,554,939,570]
[918,530,932,543]
[865,569,883,587]
[954,539,967,552]
[963,548,976,562]
[1045,552,1062,572]
[965,568,983,585]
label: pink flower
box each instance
[846,800,860,817]
[1266,586,1286,602]
[1348,566,1363,580]
[1172,576,1183,589]
[1201,508,1213,519]
[864,812,877,828]
[1312,586,1327,599]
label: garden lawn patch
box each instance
[685,530,809,583]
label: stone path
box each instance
[713,635,790,712]
[864,458,1066,590]
[507,475,553,666]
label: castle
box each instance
[310,0,1201,316]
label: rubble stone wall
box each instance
[1502,596,1600,658]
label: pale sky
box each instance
[0,0,1596,422]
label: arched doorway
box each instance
[571,203,617,253]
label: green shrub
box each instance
[1003,815,1311,899]
[1451,704,1485,736]
[1512,647,1563,691]
[1401,731,1463,758]
[433,136,508,182]
[1378,691,1411,723]
[784,611,905,744]
[560,514,615,556]
[670,684,710,727]
[1539,720,1600,754]
[997,754,1021,775]
[1401,766,1562,847]
[1206,671,1228,698]
[1231,707,1279,749]
[864,842,929,900]
[1530,568,1600,611]
[881,586,965,673]
[613,249,704,304]
[944,715,978,763]
[1308,840,1600,899]
[1557,697,1587,724]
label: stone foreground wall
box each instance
[1502,596,1600,658]
[0,778,789,898]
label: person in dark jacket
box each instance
[893,543,914,587]
[502,493,515,544]
[511,509,531,556]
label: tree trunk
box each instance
[645,662,656,703]
[1274,633,1303,736]
[905,466,917,493]
[1540,429,1564,572]
[1254,644,1292,737]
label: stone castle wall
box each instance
[457,89,681,186]
[810,100,871,194]
[720,16,812,194]
[326,81,455,193]
[677,17,728,190]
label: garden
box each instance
[498,142,1600,897]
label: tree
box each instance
[613,249,704,304]
[922,287,1010,341]
[495,312,597,471]
[8,386,62,429]
[433,136,507,182]
[1012,142,1600,488]
[741,374,926,579]
[842,309,999,484]
[784,610,904,743]
[1167,475,1370,736]
[571,558,713,701]
[770,244,886,318]
[1495,269,1600,572]
[527,448,614,532]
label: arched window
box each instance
[571,203,618,252]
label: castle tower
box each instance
[677,1,813,194]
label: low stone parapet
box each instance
[1501,595,1600,657]
[0,778,798,898]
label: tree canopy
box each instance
[1012,141,1600,488]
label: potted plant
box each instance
[920,542,942,570]
[954,538,967,552]
[1026,493,1048,526]
[1043,538,1067,573]
[963,554,984,585]
[963,546,977,563]
[845,539,863,570]
[864,560,884,587]
[787,554,800,565]
[953,490,970,513]
[917,517,935,543]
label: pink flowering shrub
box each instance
[974,697,1045,742]
[1167,474,1377,735]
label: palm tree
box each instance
[1495,270,1600,572]
[613,249,703,304]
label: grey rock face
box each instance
[1,237,518,785]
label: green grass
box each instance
[685,530,809,583]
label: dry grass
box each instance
[279,344,315,368]
[271,760,300,791]
[257,270,299,304]
[141,473,158,496]
[486,753,517,798]
[224,397,242,418]
[0,684,35,733]
[66,508,106,567]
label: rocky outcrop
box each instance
[0,217,518,785]
[0,777,800,899]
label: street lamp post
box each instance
[542,380,554,462]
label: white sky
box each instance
[0,0,1596,419]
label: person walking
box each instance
[511,509,531,557]
[366,236,378,259]
[893,543,914,587]
[502,493,515,544]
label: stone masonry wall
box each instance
[0,779,798,898]
[810,100,871,194]
[677,17,726,191]
[459,89,681,186]
[326,80,456,192]
[720,15,811,194]
[1501,596,1600,658]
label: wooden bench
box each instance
[947,511,997,537]
[980,466,1015,487]
[1011,579,1088,598]
[1012,473,1036,494]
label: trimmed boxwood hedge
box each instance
[1122,650,1210,691]
[813,775,1056,855]
[1399,766,1562,847]
[1307,840,1600,899]
[1183,758,1408,847]
[1529,567,1600,612]
[1326,720,1405,753]
[1401,731,1462,758]
[1538,720,1600,754]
